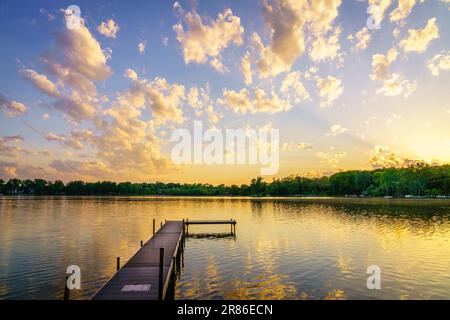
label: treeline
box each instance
[0,163,449,197]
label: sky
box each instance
[0,0,449,184]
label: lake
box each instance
[0,196,449,300]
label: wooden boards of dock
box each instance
[91,218,236,300]
[92,220,184,300]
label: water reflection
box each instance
[0,196,449,299]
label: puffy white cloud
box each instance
[0,94,27,118]
[376,73,417,97]
[209,57,228,73]
[399,18,439,53]
[27,20,113,121]
[370,48,398,80]
[280,71,311,104]
[125,71,185,124]
[97,19,120,38]
[20,69,60,97]
[308,0,342,35]
[315,76,343,107]
[251,0,342,78]
[427,50,450,76]
[328,124,348,137]
[124,68,138,81]
[218,87,291,114]
[255,0,308,77]
[368,0,393,25]
[309,26,342,62]
[172,5,243,71]
[390,0,418,22]
[57,24,113,81]
[347,27,371,51]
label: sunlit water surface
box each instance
[0,196,449,300]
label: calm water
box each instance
[0,196,449,300]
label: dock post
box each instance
[158,247,165,300]
[140,240,143,247]
[153,219,155,235]
[63,275,70,300]
[116,257,120,271]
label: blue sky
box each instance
[0,0,449,183]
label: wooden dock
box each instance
[92,221,184,300]
[90,219,236,300]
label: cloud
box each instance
[0,160,47,180]
[209,57,228,73]
[370,48,398,80]
[368,0,393,25]
[20,68,60,97]
[328,124,348,137]
[347,27,371,51]
[250,0,342,78]
[427,50,450,76]
[124,70,185,124]
[218,87,291,114]
[46,132,65,142]
[369,145,404,169]
[280,71,311,104]
[138,41,146,54]
[316,149,347,165]
[399,18,439,53]
[241,52,253,85]
[172,5,244,71]
[0,94,27,118]
[315,76,343,107]
[57,24,113,81]
[253,0,308,77]
[50,159,113,180]
[282,141,313,151]
[97,19,120,38]
[309,26,342,62]
[0,135,28,158]
[1,135,24,143]
[52,92,98,121]
[376,73,417,97]
[390,0,419,22]
[24,18,113,121]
